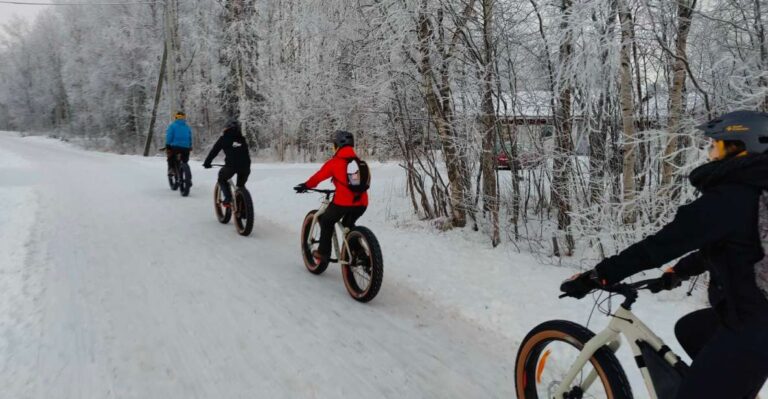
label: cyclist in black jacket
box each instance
[562,110,768,399]
[203,119,251,207]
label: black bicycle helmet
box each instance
[332,130,354,148]
[225,118,240,130]
[697,110,768,154]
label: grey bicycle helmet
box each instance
[332,130,354,148]
[697,110,768,154]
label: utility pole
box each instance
[164,0,178,117]
[142,0,178,156]
[142,43,167,156]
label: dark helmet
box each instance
[225,118,240,130]
[332,130,354,149]
[697,110,768,154]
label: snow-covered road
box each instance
[0,133,514,398]
[5,133,765,398]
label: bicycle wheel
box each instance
[214,182,232,224]
[515,320,633,399]
[300,210,328,274]
[234,187,254,236]
[341,226,383,302]
[178,163,191,197]
[168,172,178,191]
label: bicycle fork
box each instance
[553,327,623,398]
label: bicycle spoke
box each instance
[352,266,371,285]
[534,342,608,399]
[347,236,372,289]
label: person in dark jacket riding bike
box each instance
[202,119,251,207]
[562,110,768,399]
[294,130,368,264]
[166,111,193,182]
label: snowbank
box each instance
[0,132,42,395]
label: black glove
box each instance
[203,163,212,169]
[560,269,602,299]
[647,270,683,293]
[294,183,308,193]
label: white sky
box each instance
[0,1,52,28]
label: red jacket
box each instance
[305,146,369,207]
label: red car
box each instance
[496,152,511,170]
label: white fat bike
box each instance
[515,278,690,399]
[298,188,383,303]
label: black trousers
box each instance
[674,308,768,398]
[218,166,250,202]
[317,203,366,258]
[166,146,190,171]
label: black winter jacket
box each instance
[203,127,251,169]
[595,154,768,327]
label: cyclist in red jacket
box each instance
[294,131,368,264]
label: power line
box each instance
[0,0,156,5]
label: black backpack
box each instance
[346,157,370,200]
[755,192,768,298]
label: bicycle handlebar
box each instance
[295,188,335,199]
[305,189,336,194]
[560,277,664,309]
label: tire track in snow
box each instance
[0,134,515,398]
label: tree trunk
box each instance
[755,0,768,112]
[589,0,618,208]
[661,0,695,196]
[416,0,472,228]
[617,0,637,224]
[480,0,500,247]
[551,0,575,255]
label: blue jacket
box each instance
[166,120,192,149]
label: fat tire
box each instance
[300,210,328,274]
[234,188,254,236]
[214,182,232,224]
[168,173,178,191]
[341,226,383,303]
[515,320,633,399]
[179,163,191,197]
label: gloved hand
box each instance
[647,269,683,293]
[203,163,212,169]
[294,183,308,193]
[560,269,603,299]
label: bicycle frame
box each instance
[210,164,240,212]
[307,194,352,266]
[172,152,187,168]
[226,180,239,212]
[553,305,685,399]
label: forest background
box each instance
[1,0,766,261]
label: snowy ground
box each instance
[0,132,763,398]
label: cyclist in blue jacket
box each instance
[166,111,193,182]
